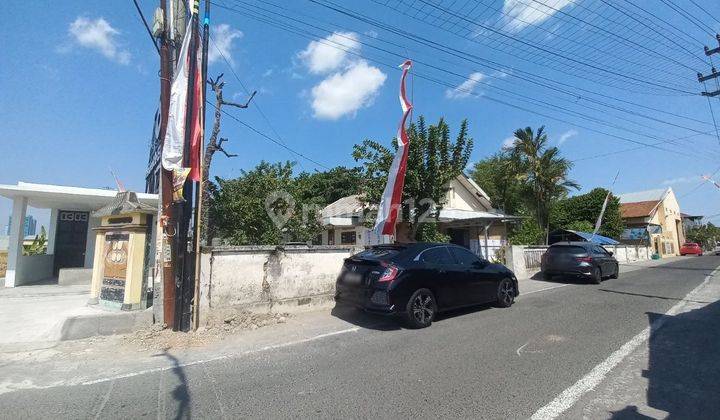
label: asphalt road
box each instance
[2,256,719,419]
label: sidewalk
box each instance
[0,284,151,351]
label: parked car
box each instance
[541,241,619,284]
[680,242,703,256]
[334,243,519,328]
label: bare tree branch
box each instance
[200,74,255,244]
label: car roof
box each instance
[549,241,595,248]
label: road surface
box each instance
[1,256,719,419]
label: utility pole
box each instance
[158,0,177,330]
[698,35,720,97]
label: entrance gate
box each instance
[53,210,89,275]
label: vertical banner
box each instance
[161,18,194,172]
[373,60,413,241]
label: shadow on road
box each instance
[598,289,713,305]
[155,351,191,420]
[331,301,495,330]
[330,304,401,331]
[612,300,720,419]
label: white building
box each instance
[320,174,520,259]
[0,182,157,287]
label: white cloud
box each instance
[502,137,516,149]
[209,24,243,65]
[310,61,386,120]
[67,17,130,64]
[502,0,574,33]
[445,72,485,99]
[557,129,578,145]
[299,32,360,74]
[662,176,700,186]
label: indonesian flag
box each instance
[373,60,413,238]
[161,18,194,171]
[189,38,203,182]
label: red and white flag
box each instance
[373,60,413,240]
[161,18,194,172]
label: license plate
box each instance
[344,272,363,285]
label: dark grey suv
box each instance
[541,242,619,284]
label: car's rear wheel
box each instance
[496,278,516,308]
[592,267,602,284]
[404,289,436,329]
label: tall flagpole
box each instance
[192,0,210,330]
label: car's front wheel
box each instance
[496,278,516,308]
[404,288,437,329]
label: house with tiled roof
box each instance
[618,187,684,256]
[320,174,521,259]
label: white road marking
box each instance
[520,284,572,297]
[516,342,530,356]
[530,268,719,420]
[81,327,361,386]
[0,326,361,395]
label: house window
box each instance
[340,231,356,245]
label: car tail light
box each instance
[378,265,399,282]
[575,256,593,263]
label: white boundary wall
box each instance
[199,245,361,324]
[504,244,654,279]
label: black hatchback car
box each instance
[334,243,519,328]
[541,242,619,284]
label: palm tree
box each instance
[509,126,579,243]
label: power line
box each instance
[206,100,331,170]
[657,0,716,36]
[207,34,306,170]
[131,0,160,55]
[272,0,708,119]
[213,0,718,162]
[407,0,699,93]
[361,0,699,95]
[688,0,720,27]
[246,0,717,136]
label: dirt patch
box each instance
[123,311,290,351]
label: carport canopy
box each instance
[0,182,158,287]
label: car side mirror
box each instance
[608,251,614,256]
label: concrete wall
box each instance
[15,254,54,285]
[199,245,361,324]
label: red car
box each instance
[680,242,703,256]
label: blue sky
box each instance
[2,0,720,231]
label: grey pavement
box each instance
[0,256,719,419]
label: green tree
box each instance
[509,126,579,242]
[210,161,320,245]
[508,219,545,245]
[686,222,720,249]
[549,188,623,238]
[468,152,523,215]
[353,116,473,240]
[295,166,363,207]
